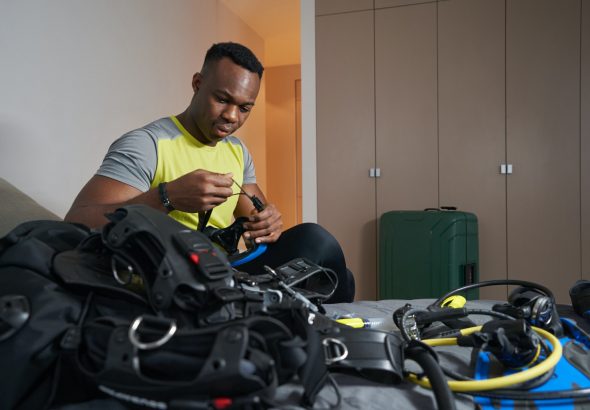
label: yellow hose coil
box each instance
[406,326,562,392]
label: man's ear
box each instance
[192,72,202,93]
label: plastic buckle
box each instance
[213,287,244,303]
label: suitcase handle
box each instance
[423,206,457,212]
[463,263,476,286]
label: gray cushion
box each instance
[0,178,61,237]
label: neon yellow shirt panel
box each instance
[97,116,256,230]
[149,117,246,230]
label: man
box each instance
[65,42,354,303]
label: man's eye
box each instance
[217,97,227,104]
[239,106,251,113]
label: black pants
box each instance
[238,223,355,303]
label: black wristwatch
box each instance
[158,182,175,212]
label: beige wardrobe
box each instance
[316,0,590,303]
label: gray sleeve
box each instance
[96,129,157,192]
[240,140,256,184]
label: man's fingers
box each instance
[244,219,282,240]
[207,194,229,206]
[248,205,278,222]
[217,187,234,197]
[208,172,234,187]
[194,170,232,187]
[252,230,282,244]
[248,209,267,222]
[247,226,273,238]
[243,216,274,232]
[241,203,282,244]
[205,186,233,199]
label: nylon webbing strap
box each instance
[321,325,405,384]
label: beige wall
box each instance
[0,0,265,216]
[265,65,301,229]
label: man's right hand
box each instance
[64,171,234,229]
[166,170,234,213]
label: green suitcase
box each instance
[379,207,479,300]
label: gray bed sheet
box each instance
[274,299,503,410]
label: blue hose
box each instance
[230,244,268,267]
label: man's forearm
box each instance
[64,188,167,229]
[64,204,123,229]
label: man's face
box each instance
[190,57,260,145]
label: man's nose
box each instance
[221,105,239,123]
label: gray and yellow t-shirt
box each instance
[97,116,256,230]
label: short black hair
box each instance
[203,42,264,79]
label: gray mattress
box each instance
[52,299,508,410]
[273,298,504,410]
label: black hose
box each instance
[465,308,515,321]
[442,364,555,390]
[405,344,456,410]
[431,279,554,308]
[462,387,590,401]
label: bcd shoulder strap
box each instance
[102,205,238,326]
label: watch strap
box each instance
[158,182,174,212]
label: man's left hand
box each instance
[243,203,283,244]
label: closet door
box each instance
[582,0,590,280]
[375,0,434,8]
[316,0,372,16]
[507,0,581,302]
[438,0,507,300]
[316,11,376,301]
[375,3,438,216]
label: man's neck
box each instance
[176,111,214,146]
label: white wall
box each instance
[0,0,265,217]
[216,6,267,189]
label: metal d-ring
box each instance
[322,337,349,365]
[111,255,134,285]
[128,316,177,350]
